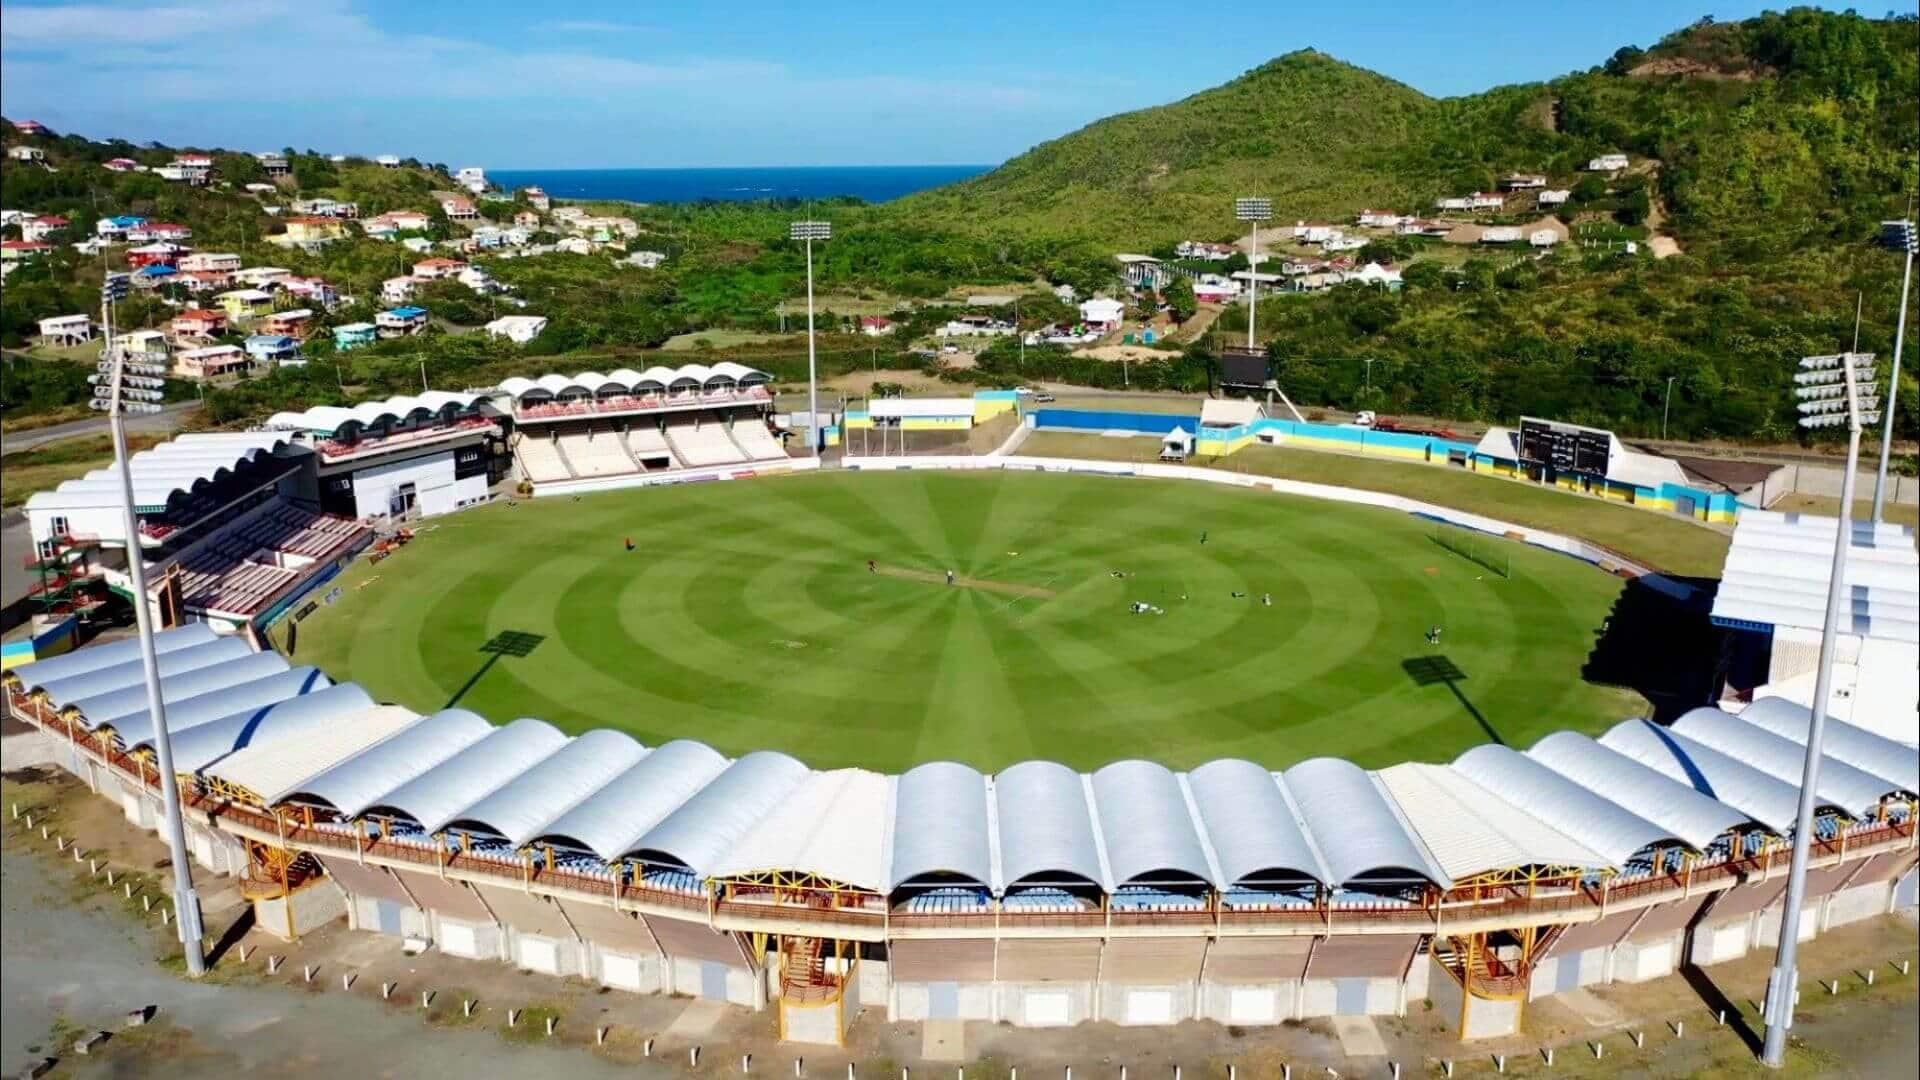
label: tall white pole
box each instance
[1759,364,1864,1067]
[1871,244,1912,521]
[1663,376,1676,441]
[805,235,819,460]
[1246,221,1258,351]
[101,292,207,977]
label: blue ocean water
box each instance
[486,165,989,205]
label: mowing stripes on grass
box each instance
[294,471,1642,772]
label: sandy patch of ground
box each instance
[872,564,1059,599]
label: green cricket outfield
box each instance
[291,470,1641,772]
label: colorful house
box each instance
[333,322,377,350]
[173,344,251,379]
[375,306,429,338]
[276,216,348,245]
[215,288,275,321]
[244,334,302,364]
[170,309,228,341]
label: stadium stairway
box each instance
[1431,924,1567,1000]
[779,935,834,1002]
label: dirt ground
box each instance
[871,564,1058,598]
[4,766,1915,1079]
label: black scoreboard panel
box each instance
[1219,347,1270,387]
[1518,417,1612,475]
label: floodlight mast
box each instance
[1870,220,1915,521]
[92,277,207,977]
[1761,351,1880,1068]
[790,220,831,459]
[1235,197,1272,351]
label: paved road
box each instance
[2,402,197,453]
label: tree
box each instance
[1604,45,1647,76]
[1571,175,1609,203]
[1164,276,1197,323]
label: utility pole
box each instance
[89,275,206,977]
[1871,219,1915,521]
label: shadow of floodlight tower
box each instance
[445,630,547,708]
[1401,654,1504,747]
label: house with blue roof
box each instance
[375,305,429,339]
[245,334,302,365]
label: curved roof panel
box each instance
[1090,759,1216,887]
[1737,697,1917,795]
[888,760,992,890]
[1282,757,1446,886]
[1670,707,1900,814]
[536,739,731,862]
[634,366,677,387]
[442,729,648,847]
[15,624,215,691]
[707,768,892,891]
[279,707,494,815]
[170,682,377,774]
[1187,759,1329,887]
[117,666,333,750]
[362,718,569,831]
[25,433,292,513]
[632,750,809,877]
[1526,732,1750,850]
[75,647,284,729]
[1375,763,1607,880]
[265,392,485,435]
[1598,718,1827,834]
[498,376,538,399]
[1451,744,1678,866]
[43,636,252,711]
[993,759,1105,889]
[205,704,421,801]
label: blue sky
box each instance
[1,1,1831,169]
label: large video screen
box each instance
[1518,417,1612,475]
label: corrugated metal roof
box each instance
[1670,707,1901,815]
[49,637,255,712]
[171,682,377,774]
[1598,718,1825,834]
[1525,732,1750,850]
[533,739,731,862]
[276,707,494,815]
[1710,511,1919,643]
[76,649,287,729]
[1186,759,1330,887]
[499,364,768,400]
[361,718,569,831]
[442,730,647,847]
[889,760,993,890]
[204,705,421,801]
[1736,697,1917,794]
[1090,760,1217,888]
[1451,744,1678,865]
[116,666,333,750]
[993,759,1107,889]
[23,433,294,513]
[1282,757,1447,886]
[1375,763,1608,879]
[264,392,486,435]
[12,624,217,691]
[707,768,892,892]
[631,751,809,877]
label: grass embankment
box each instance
[1018,432,1731,577]
[1,433,165,509]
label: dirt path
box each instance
[873,564,1059,599]
[1633,159,1684,259]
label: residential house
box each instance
[260,309,315,338]
[22,215,68,242]
[215,288,275,321]
[554,236,593,255]
[1191,276,1240,303]
[1586,153,1630,172]
[1346,262,1403,289]
[102,158,141,172]
[127,221,191,243]
[291,197,358,218]
[376,154,402,168]
[1079,297,1126,331]
[1,241,53,262]
[162,154,212,184]
[10,119,50,135]
[364,209,431,233]
[412,257,467,280]
[332,322,377,350]
[361,221,400,242]
[1395,218,1450,238]
[455,166,488,193]
[1468,191,1505,211]
[1499,173,1547,191]
[376,306,429,338]
[469,226,508,250]
[281,277,339,308]
[70,238,107,257]
[522,187,550,210]
[1479,226,1523,244]
[574,215,639,240]
[436,194,480,221]
[401,237,434,254]
[456,267,502,294]
[1529,229,1561,248]
[483,315,547,343]
[1052,283,1077,302]
[0,211,24,228]
[244,334,301,364]
[623,250,667,269]
[274,216,348,246]
[112,330,170,360]
[859,316,894,336]
[132,264,178,290]
[513,210,541,229]
[1174,240,1234,260]
[1537,189,1572,208]
[550,206,587,224]
[95,215,146,240]
[232,266,290,288]
[244,183,278,194]
[381,277,417,304]
[258,154,291,177]
[1356,210,1406,228]
[174,344,251,380]
[1292,221,1341,244]
[174,270,232,293]
[179,252,242,273]
[169,309,228,342]
[1322,236,1367,253]
[36,315,94,346]
[7,146,47,162]
[126,242,186,268]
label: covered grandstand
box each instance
[7,625,1914,1042]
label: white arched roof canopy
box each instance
[1526,732,1751,850]
[1670,707,1902,816]
[170,682,376,774]
[75,648,286,729]
[635,366,675,390]
[117,666,334,751]
[536,739,731,862]
[441,730,648,847]
[279,708,494,816]
[889,761,993,891]
[992,760,1107,890]
[360,718,569,832]
[630,750,809,878]
[1187,758,1330,888]
[40,636,252,711]
[12,624,215,690]
[1090,759,1217,888]
[1451,744,1678,868]
[1598,718,1833,835]
[705,768,892,892]
[1282,757,1446,887]
[1737,697,1917,795]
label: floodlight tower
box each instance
[88,275,207,977]
[1235,197,1272,350]
[789,220,831,459]
[1871,219,1915,521]
[1760,350,1880,1067]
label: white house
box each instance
[1479,226,1523,244]
[376,154,402,168]
[623,250,667,269]
[179,252,242,273]
[37,314,94,346]
[1586,153,1630,172]
[22,215,68,242]
[1356,209,1406,228]
[1529,229,1561,248]
[1537,189,1571,208]
[455,166,488,194]
[1291,221,1341,244]
[555,236,593,255]
[1346,262,1403,289]
[1499,173,1547,190]
[7,146,47,162]
[1322,236,1367,253]
[457,267,503,294]
[232,266,290,288]
[484,315,547,343]
[1079,297,1126,331]
[1192,276,1240,303]
[381,276,417,304]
